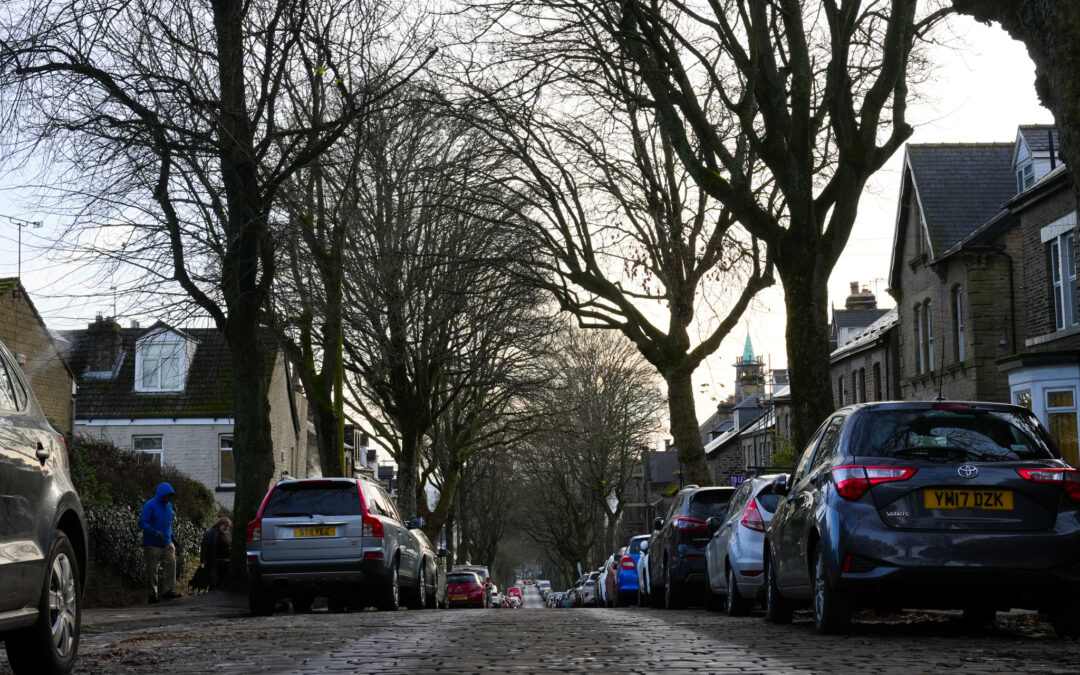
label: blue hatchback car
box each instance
[617,535,649,606]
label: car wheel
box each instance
[725,566,751,617]
[4,532,81,675]
[408,561,427,610]
[380,560,400,611]
[291,592,313,614]
[811,545,850,635]
[764,551,792,624]
[248,583,276,617]
[663,561,684,610]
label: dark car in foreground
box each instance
[764,401,1080,636]
[246,476,446,614]
[645,485,737,609]
[0,337,87,675]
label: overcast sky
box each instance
[0,13,1056,429]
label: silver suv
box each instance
[246,476,434,613]
[0,337,86,674]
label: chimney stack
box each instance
[86,316,122,374]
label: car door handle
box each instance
[35,441,50,464]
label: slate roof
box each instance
[734,394,765,410]
[60,324,271,419]
[905,143,1016,257]
[832,307,889,329]
[1018,125,1059,153]
[830,307,898,362]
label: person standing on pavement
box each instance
[200,517,232,589]
[139,482,182,603]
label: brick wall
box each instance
[1020,183,1078,342]
[0,285,74,435]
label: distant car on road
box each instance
[0,336,87,675]
[447,571,485,608]
[764,401,1080,636]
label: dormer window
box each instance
[1016,162,1034,193]
[135,329,190,392]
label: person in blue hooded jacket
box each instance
[139,482,182,603]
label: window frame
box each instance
[219,435,235,487]
[953,286,965,362]
[135,332,187,393]
[133,435,164,466]
[1050,232,1078,332]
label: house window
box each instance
[1050,233,1078,331]
[220,435,235,486]
[133,435,163,466]
[837,375,845,407]
[914,304,924,374]
[137,337,184,392]
[1046,389,1079,466]
[857,368,867,403]
[872,363,882,401]
[1016,162,1034,194]
[953,286,965,362]
[915,302,933,374]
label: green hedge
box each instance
[69,435,219,588]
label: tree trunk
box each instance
[778,261,834,452]
[310,393,343,477]
[225,315,276,581]
[397,425,420,520]
[664,366,711,485]
[421,463,462,542]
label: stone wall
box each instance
[0,284,74,435]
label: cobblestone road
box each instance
[2,587,1077,674]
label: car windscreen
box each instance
[628,538,646,554]
[850,409,1056,462]
[262,482,364,517]
[448,573,479,585]
[688,490,735,519]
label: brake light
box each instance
[1018,468,1080,504]
[362,513,383,537]
[620,555,636,570]
[673,516,708,530]
[740,498,766,532]
[245,518,262,542]
[831,465,917,500]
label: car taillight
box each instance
[673,516,708,530]
[362,513,383,537]
[1018,467,1080,503]
[740,498,766,532]
[831,465,917,500]
[620,555,636,570]
[245,518,261,542]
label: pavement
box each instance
[2,586,1078,674]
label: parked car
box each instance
[489,588,501,608]
[507,586,523,605]
[764,401,1080,636]
[447,571,485,608]
[601,550,622,607]
[704,475,782,615]
[617,535,648,606]
[580,571,601,607]
[246,476,447,614]
[645,485,738,609]
[0,337,87,675]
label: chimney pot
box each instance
[849,281,859,295]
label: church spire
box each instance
[742,332,755,362]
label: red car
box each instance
[507,587,522,602]
[447,571,485,608]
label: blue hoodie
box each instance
[139,482,176,547]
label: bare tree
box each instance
[0,0,432,569]
[442,20,772,483]
[953,3,1080,210]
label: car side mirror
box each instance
[653,517,663,530]
[639,540,649,552]
[772,474,790,496]
[707,517,721,534]
[437,548,451,558]
[408,516,424,530]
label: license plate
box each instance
[293,526,336,537]
[452,595,468,601]
[924,489,1013,510]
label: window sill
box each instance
[215,485,236,493]
[1026,324,1080,348]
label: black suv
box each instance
[0,337,87,674]
[246,476,448,614]
[643,485,736,608]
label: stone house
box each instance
[830,308,901,407]
[0,278,75,435]
[998,161,1079,466]
[830,281,890,351]
[887,141,1024,402]
[62,317,317,508]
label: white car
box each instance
[489,590,501,608]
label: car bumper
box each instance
[248,557,388,590]
[617,570,639,593]
[672,548,708,584]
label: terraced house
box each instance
[62,316,318,508]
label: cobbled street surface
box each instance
[2,586,1078,674]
